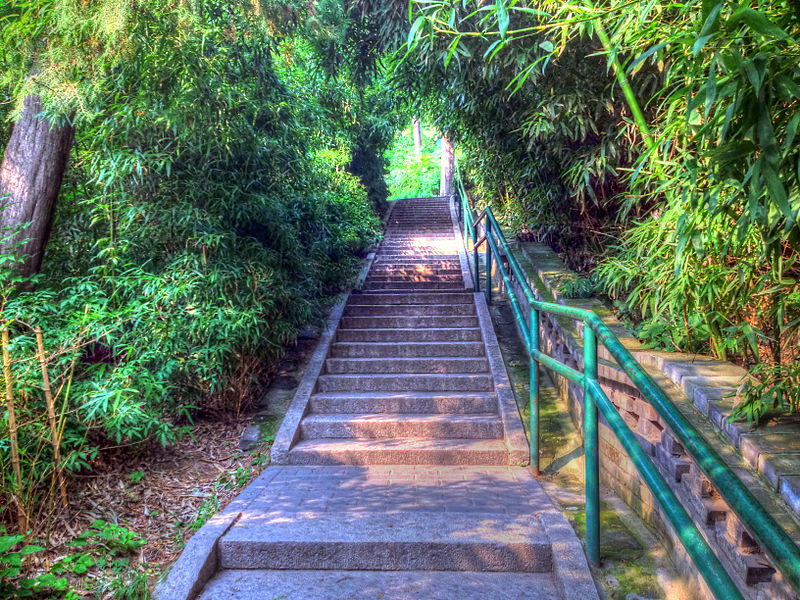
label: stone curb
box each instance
[153,467,284,600]
[270,251,376,465]
[449,194,475,291]
[474,292,530,466]
[537,510,601,600]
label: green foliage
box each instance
[557,275,595,300]
[386,124,441,199]
[0,0,391,533]
[1,530,70,599]
[397,0,799,421]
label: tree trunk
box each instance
[0,95,75,277]
[439,134,454,196]
[412,117,422,159]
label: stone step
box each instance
[361,288,467,295]
[308,392,498,414]
[348,292,473,305]
[361,283,466,292]
[375,248,458,255]
[343,304,476,317]
[365,274,463,282]
[371,262,461,270]
[325,357,489,374]
[377,251,459,256]
[197,569,563,600]
[371,263,462,271]
[316,373,494,392]
[368,267,462,276]
[339,315,479,329]
[330,341,484,358]
[335,328,482,343]
[379,241,456,246]
[286,438,510,465]
[300,414,503,439]
[219,510,548,571]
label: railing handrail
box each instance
[453,173,800,598]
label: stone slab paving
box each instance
[196,569,563,599]
[157,198,598,600]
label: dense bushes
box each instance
[386,123,441,199]
[401,0,799,422]
[0,0,383,532]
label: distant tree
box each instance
[0,95,75,276]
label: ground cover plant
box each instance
[0,1,396,594]
[396,0,800,423]
[386,121,442,199]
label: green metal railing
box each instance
[453,180,800,599]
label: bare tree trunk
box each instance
[0,95,75,277]
[439,134,454,196]
[412,117,422,159]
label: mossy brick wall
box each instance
[498,240,800,600]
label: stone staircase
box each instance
[288,196,510,466]
[165,197,598,600]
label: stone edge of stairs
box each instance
[267,196,529,467]
[154,465,600,600]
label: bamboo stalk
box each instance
[36,327,67,509]
[2,327,27,534]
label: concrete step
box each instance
[308,392,498,414]
[348,292,473,305]
[219,511,548,571]
[361,288,467,295]
[316,373,494,392]
[365,274,463,282]
[300,413,503,439]
[335,328,482,343]
[325,357,489,374]
[368,267,462,276]
[343,304,476,317]
[197,570,563,600]
[286,438,510,465]
[339,315,479,329]
[330,341,484,358]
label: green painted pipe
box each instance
[585,311,800,592]
[530,308,540,474]
[485,218,493,305]
[587,379,743,599]
[473,222,480,293]
[584,324,600,566]
[466,195,800,594]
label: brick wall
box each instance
[502,241,799,600]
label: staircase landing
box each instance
[157,197,598,600]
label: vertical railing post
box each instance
[583,322,600,566]
[485,218,492,304]
[473,221,480,293]
[530,308,540,474]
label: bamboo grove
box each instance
[398,0,799,423]
[0,0,398,540]
[0,0,798,559]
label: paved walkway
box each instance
[158,197,598,600]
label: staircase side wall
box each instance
[501,241,800,600]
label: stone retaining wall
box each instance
[499,240,800,600]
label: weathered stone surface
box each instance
[196,569,563,600]
[162,198,600,600]
[218,466,556,572]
